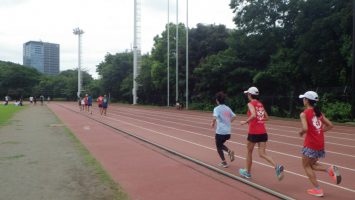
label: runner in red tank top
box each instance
[84,94,89,112]
[247,100,267,134]
[239,87,284,181]
[303,108,324,151]
[97,95,104,114]
[298,91,341,197]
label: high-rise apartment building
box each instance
[23,41,60,75]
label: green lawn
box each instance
[0,105,25,126]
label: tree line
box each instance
[0,0,352,121]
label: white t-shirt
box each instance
[213,104,236,135]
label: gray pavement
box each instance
[0,105,120,200]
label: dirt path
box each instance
[0,105,126,200]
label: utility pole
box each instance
[185,0,189,109]
[176,0,179,103]
[167,0,170,107]
[133,0,141,105]
[73,28,84,98]
[352,0,355,118]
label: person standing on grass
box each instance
[298,91,341,197]
[239,86,284,180]
[211,91,236,168]
[4,96,9,105]
[40,95,44,106]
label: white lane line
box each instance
[106,108,355,158]
[102,108,355,169]
[97,113,355,194]
[113,105,355,136]
[113,106,355,144]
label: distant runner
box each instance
[78,97,82,111]
[84,94,89,112]
[101,95,108,116]
[87,94,93,114]
[97,95,104,114]
[40,95,44,106]
[81,98,85,111]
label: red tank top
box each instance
[247,100,266,134]
[303,108,324,150]
[97,96,103,105]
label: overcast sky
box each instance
[0,0,236,78]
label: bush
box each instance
[229,95,247,114]
[322,101,352,122]
[189,102,214,111]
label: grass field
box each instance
[0,105,25,126]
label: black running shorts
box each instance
[247,133,268,143]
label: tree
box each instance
[0,61,41,99]
[96,52,133,101]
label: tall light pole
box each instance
[73,27,84,98]
[176,0,179,103]
[167,0,170,107]
[352,0,355,118]
[133,0,141,105]
[185,0,189,109]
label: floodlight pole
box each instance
[133,0,141,105]
[167,0,170,107]
[176,0,179,103]
[185,0,189,109]
[133,0,138,105]
[73,27,84,98]
[352,0,355,118]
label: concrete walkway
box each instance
[0,105,121,200]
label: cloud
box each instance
[143,0,168,12]
[0,0,28,7]
[0,0,235,79]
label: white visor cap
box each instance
[244,87,259,95]
[299,91,319,101]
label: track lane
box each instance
[96,104,354,191]
[108,105,355,147]
[56,103,351,200]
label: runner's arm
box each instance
[321,115,333,132]
[299,112,308,137]
[263,110,269,121]
[211,118,216,128]
[240,103,255,125]
[231,115,237,123]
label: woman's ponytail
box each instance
[309,100,321,117]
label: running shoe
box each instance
[228,150,235,162]
[218,161,228,168]
[307,188,324,197]
[275,164,284,181]
[239,168,251,179]
[328,165,341,184]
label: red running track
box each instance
[48,102,355,200]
